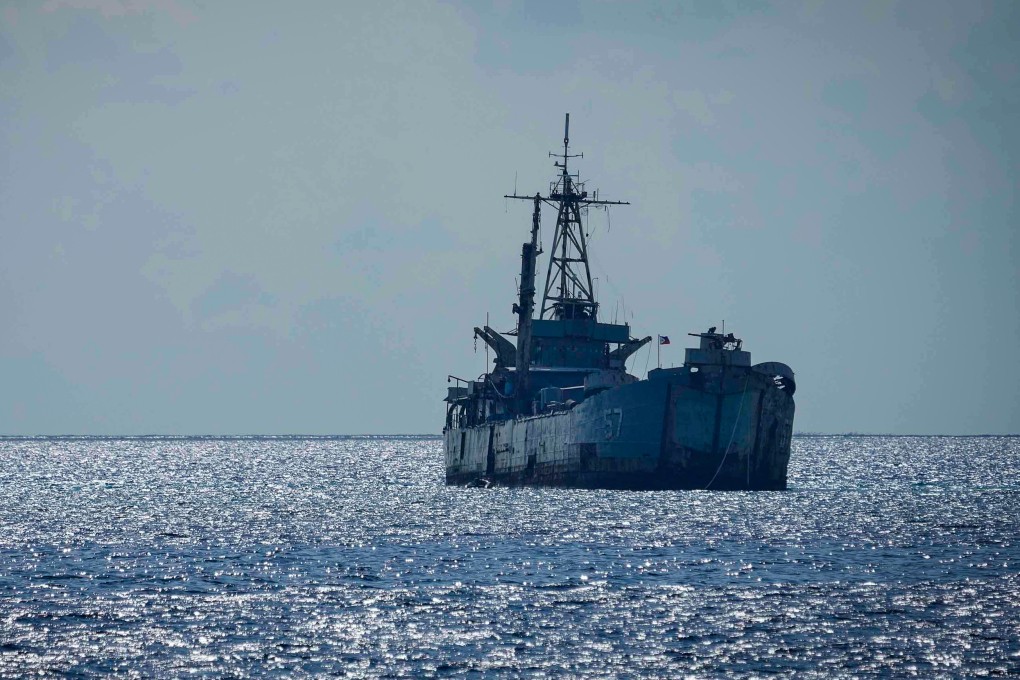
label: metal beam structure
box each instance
[505,113,629,321]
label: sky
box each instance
[1,0,1017,435]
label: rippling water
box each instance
[1,435,1018,677]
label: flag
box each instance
[658,335,670,345]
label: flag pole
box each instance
[657,336,661,369]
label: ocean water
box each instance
[0,436,1018,677]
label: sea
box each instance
[1,435,1017,677]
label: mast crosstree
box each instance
[505,113,629,321]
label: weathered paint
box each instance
[444,365,794,490]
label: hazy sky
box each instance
[1,0,1017,435]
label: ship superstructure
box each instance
[443,116,795,489]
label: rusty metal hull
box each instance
[444,366,794,490]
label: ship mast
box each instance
[505,113,629,321]
[513,195,541,414]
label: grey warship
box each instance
[443,115,795,490]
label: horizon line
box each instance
[1,433,1018,439]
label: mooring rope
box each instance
[705,373,751,490]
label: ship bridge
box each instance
[529,318,630,369]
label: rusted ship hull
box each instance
[444,365,794,490]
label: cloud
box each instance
[673,90,716,127]
[41,0,196,26]
[3,5,18,30]
[2,0,1018,434]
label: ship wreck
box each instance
[443,116,795,489]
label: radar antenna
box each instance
[505,113,629,320]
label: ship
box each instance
[442,115,796,490]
